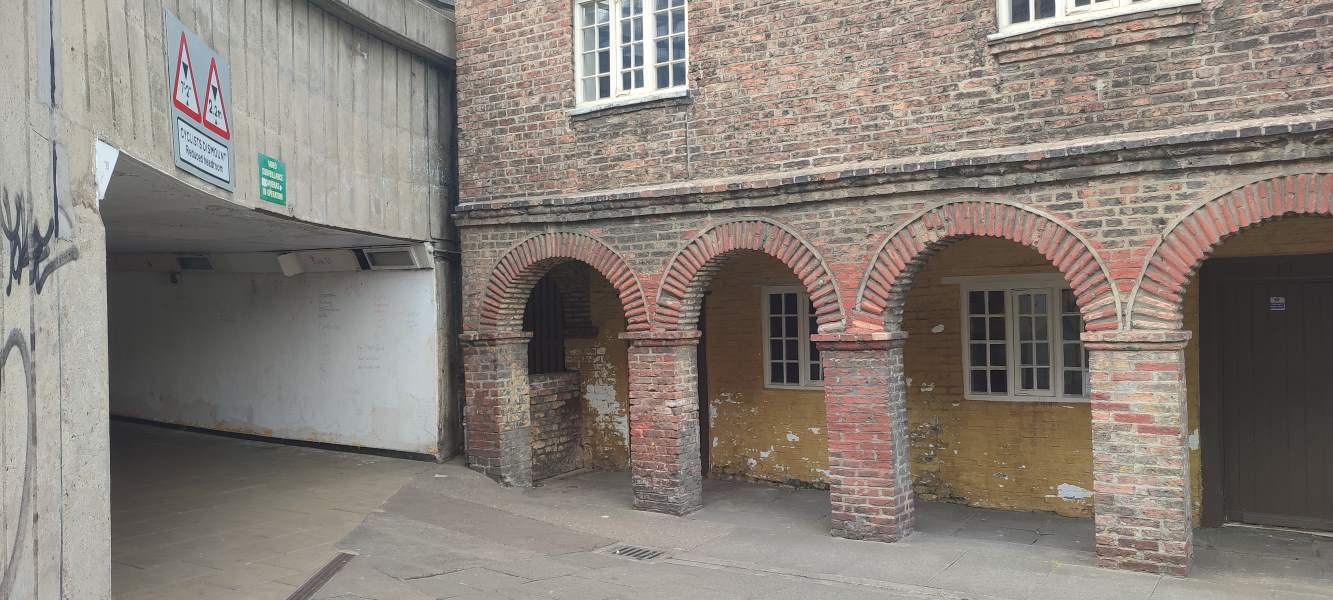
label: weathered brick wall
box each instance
[566,276,633,470]
[529,371,584,480]
[457,0,1330,204]
[458,154,1332,335]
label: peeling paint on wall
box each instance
[1054,483,1094,500]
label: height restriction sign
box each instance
[165,10,234,191]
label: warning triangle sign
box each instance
[172,33,202,122]
[202,58,230,140]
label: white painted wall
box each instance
[108,268,441,455]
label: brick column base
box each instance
[461,330,533,488]
[1084,330,1193,576]
[814,331,914,542]
[621,330,703,515]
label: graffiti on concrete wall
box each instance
[0,185,77,596]
[2,187,79,296]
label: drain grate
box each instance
[603,544,668,562]
[287,552,356,600]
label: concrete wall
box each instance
[92,0,453,242]
[0,1,113,597]
[108,269,442,455]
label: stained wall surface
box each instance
[108,269,443,455]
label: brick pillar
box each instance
[461,330,533,487]
[814,331,914,542]
[1084,330,1192,576]
[620,330,703,515]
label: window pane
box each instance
[970,344,987,367]
[990,343,1006,367]
[1010,0,1030,22]
[672,61,686,85]
[988,291,1005,314]
[990,370,1008,394]
[1020,344,1032,364]
[770,339,783,360]
[655,11,668,36]
[1037,368,1050,390]
[785,339,798,360]
[1064,371,1083,396]
[970,317,986,340]
[1062,315,1078,340]
[1063,343,1081,367]
[598,75,610,98]
[1021,368,1034,390]
[598,50,610,72]
[810,362,822,382]
[783,293,797,314]
[971,369,989,393]
[969,291,985,315]
[769,294,782,315]
[1034,316,1047,339]
[1062,289,1078,314]
[672,9,686,33]
[656,65,669,86]
[989,317,1006,340]
[786,363,800,384]
[1019,294,1031,313]
[785,316,797,336]
[1036,0,1055,18]
[770,363,783,384]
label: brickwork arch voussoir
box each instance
[656,218,846,332]
[854,201,1121,333]
[1128,173,1333,330]
[479,232,650,332]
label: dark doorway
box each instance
[1201,253,1333,531]
[523,275,566,374]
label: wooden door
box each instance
[1201,254,1333,531]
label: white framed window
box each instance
[993,0,1199,37]
[574,0,688,107]
[946,274,1089,402]
[762,286,822,390]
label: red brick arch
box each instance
[1129,173,1333,330]
[656,218,845,332]
[479,232,650,332]
[854,201,1120,332]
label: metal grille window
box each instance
[763,287,822,389]
[954,275,1089,402]
[576,0,688,105]
[995,0,1196,36]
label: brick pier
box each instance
[622,331,704,515]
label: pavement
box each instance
[109,421,1333,599]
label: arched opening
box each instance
[1185,215,1333,534]
[463,233,645,487]
[899,238,1096,525]
[520,262,634,482]
[700,252,831,499]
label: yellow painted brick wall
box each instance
[566,275,631,470]
[704,253,830,486]
[1181,216,1333,525]
[902,238,1094,517]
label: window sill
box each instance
[988,0,1202,64]
[567,87,692,118]
[764,383,825,392]
[964,393,1090,404]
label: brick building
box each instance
[453,0,1332,576]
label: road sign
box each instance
[258,154,287,206]
[171,33,202,121]
[203,58,230,139]
[165,10,233,191]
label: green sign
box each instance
[258,153,287,206]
